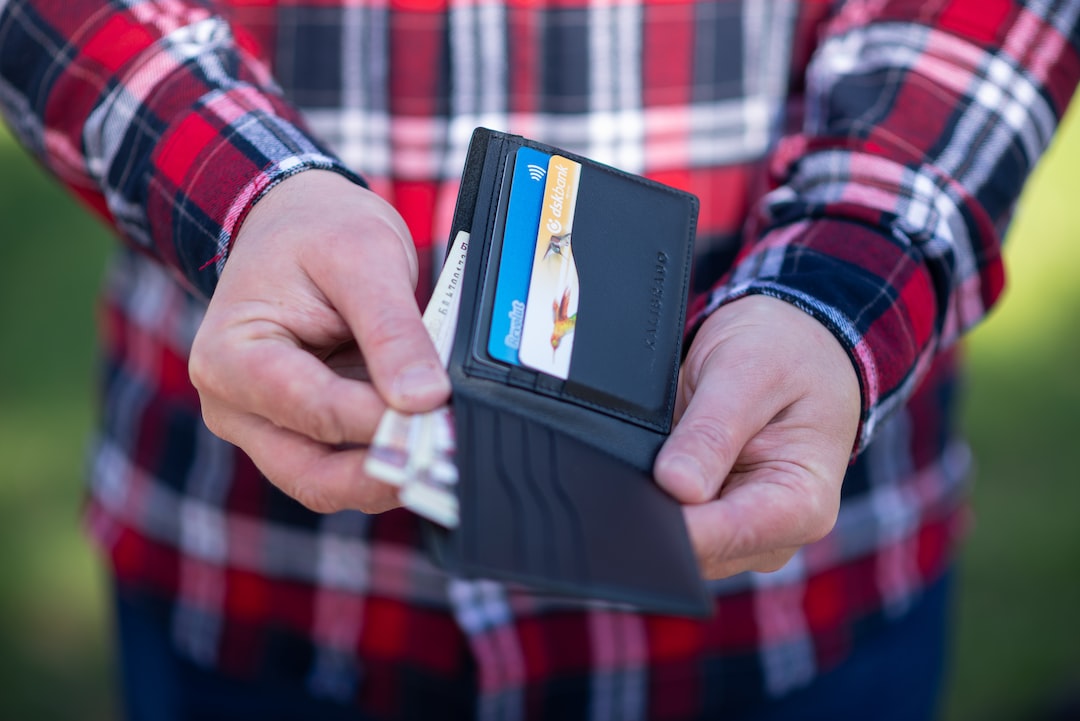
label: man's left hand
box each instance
[654,295,861,579]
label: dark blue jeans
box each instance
[112,588,370,721]
[114,573,952,721]
[745,573,953,721]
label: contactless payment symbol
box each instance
[527,164,547,182]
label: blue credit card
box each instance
[487,146,551,366]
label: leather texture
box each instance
[428,129,711,617]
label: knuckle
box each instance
[295,400,348,446]
[681,417,739,465]
[751,551,797,574]
[259,362,352,444]
[282,458,400,516]
[355,495,399,515]
[806,506,839,544]
[722,517,761,560]
[288,479,345,515]
[195,401,240,445]
[352,476,402,515]
[694,525,752,579]
[699,552,731,580]
[700,555,744,581]
[362,306,418,357]
[187,338,217,394]
[199,408,228,439]
[800,485,841,543]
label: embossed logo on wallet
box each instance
[644,250,669,352]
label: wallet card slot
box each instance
[461,139,696,435]
[467,150,516,369]
[528,419,591,583]
[457,392,516,569]
[546,430,592,584]
[435,129,709,616]
[560,164,695,432]
[491,407,533,569]
[455,393,590,584]
[447,389,709,617]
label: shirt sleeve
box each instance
[0,0,363,298]
[691,0,1080,454]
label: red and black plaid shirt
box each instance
[2,0,1078,718]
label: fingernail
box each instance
[393,361,451,403]
[658,454,710,501]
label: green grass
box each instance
[0,127,114,720]
[2,106,1079,719]
[944,104,1080,721]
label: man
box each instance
[2,0,1077,718]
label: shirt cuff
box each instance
[688,217,940,456]
[144,86,365,298]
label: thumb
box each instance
[654,339,785,505]
[309,187,451,413]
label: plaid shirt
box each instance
[3,0,1078,717]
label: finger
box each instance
[193,338,388,446]
[654,350,786,504]
[218,410,402,515]
[311,203,451,414]
[695,545,800,580]
[346,276,450,411]
[682,469,839,577]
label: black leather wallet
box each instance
[426,128,712,617]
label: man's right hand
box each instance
[189,170,450,514]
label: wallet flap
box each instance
[432,388,712,617]
[561,163,694,429]
[452,131,697,434]
[429,128,709,616]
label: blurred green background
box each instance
[1,105,1079,719]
